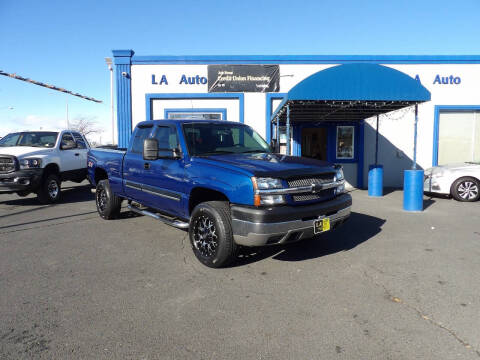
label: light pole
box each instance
[105,57,114,145]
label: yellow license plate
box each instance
[314,217,330,234]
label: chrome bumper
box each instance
[232,205,351,247]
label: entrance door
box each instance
[301,128,328,161]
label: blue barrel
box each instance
[403,169,424,211]
[368,165,383,197]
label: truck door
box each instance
[59,131,80,174]
[71,131,89,179]
[140,125,185,218]
[123,125,154,204]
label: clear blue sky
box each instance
[1,0,479,142]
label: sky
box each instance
[1,0,479,143]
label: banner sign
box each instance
[208,65,280,93]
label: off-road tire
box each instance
[96,179,122,219]
[189,201,237,268]
[37,173,61,204]
[451,176,480,202]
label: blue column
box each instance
[112,50,134,148]
[368,114,383,196]
[403,104,424,211]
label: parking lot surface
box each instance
[0,182,479,359]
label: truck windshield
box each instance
[183,123,271,156]
[0,132,58,148]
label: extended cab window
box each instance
[154,127,179,157]
[131,126,153,154]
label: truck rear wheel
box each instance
[189,201,237,268]
[96,179,122,219]
[37,173,61,204]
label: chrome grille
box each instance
[287,173,335,188]
[292,194,321,202]
[0,156,15,173]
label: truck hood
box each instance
[195,153,336,178]
[0,146,54,158]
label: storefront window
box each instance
[167,112,223,120]
[438,111,480,165]
[336,126,354,159]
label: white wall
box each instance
[129,62,480,188]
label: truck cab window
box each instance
[61,133,76,149]
[131,126,153,154]
[154,127,178,157]
[72,132,87,149]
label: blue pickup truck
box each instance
[87,120,351,267]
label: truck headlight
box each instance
[335,168,345,194]
[19,158,42,169]
[255,177,283,190]
[252,177,286,206]
[335,168,344,181]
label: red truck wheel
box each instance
[189,201,237,268]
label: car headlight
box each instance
[431,169,445,178]
[19,158,42,169]
[252,177,286,206]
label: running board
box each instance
[127,204,189,229]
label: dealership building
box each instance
[112,50,480,189]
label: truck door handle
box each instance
[75,153,80,156]
[144,162,150,170]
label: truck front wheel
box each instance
[37,173,61,204]
[95,179,122,219]
[189,201,237,268]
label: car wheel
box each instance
[189,201,237,268]
[37,173,61,204]
[95,179,122,219]
[16,191,30,197]
[451,177,480,202]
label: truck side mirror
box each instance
[143,138,158,160]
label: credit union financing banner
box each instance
[208,65,280,93]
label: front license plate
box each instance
[314,217,330,234]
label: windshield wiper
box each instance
[197,150,236,156]
[241,150,268,154]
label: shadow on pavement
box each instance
[234,212,385,266]
[0,184,94,207]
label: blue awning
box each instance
[272,63,431,123]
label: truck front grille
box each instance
[287,173,335,188]
[287,173,336,203]
[0,156,16,173]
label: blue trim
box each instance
[113,50,135,147]
[145,93,244,123]
[432,105,480,166]
[128,54,480,65]
[265,93,286,143]
[113,50,134,65]
[164,108,227,120]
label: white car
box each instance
[424,162,480,202]
[0,130,89,203]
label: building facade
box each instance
[113,50,480,189]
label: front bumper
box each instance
[0,169,44,193]
[423,175,450,195]
[231,193,352,246]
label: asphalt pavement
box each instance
[0,182,479,359]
